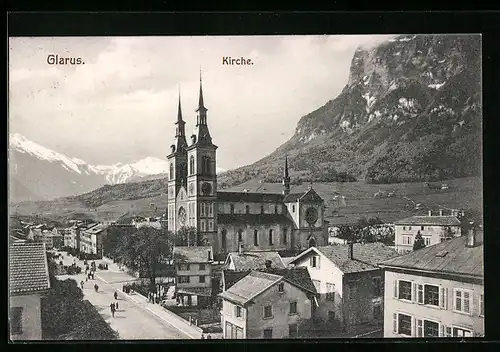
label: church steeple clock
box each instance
[186,71,218,249]
[166,90,188,232]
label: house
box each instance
[219,268,317,339]
[379,226,484,338]
[173,246,214,307]
[9,242,51,340]
[224,247,286,271]
[80,223,108,257]
[394,211,461,253]
[288,243,400,332]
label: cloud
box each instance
[9,35,396,169]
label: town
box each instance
[9,75,484,340]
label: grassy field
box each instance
[10,176,482,226]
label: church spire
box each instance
[282,155,291,195]
[198,69,205,110]
[196,68,208,125]
[175,87,186,138]
[177,85,183,123]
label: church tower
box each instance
[166,90,189,232]
[186,72,218,248]
[282,156,290,195]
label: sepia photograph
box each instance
[8,34,483,341]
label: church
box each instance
[165,75,328,256]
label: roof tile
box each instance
[173,246,213,263]
[9,242,51,294]
[394,216,461,226]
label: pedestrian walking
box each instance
[201,334,205,339]
[207,334,212,339]
[115,301,119,310]
[94,284,99,293]
[85,276,88,282]
[114,291,118,300]
[110,302,115,317]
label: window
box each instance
[312,280,321,292]
[230,204,235,214]
[178,276,190,284]
[179,263,190,271]
[199,264,205,271]
[200,221,206,232]
[454,289,471,314]
[282,228,288,244]
[424,320,439,337]
[289,302,297,315]
[274,204,278,214]
[403,226,406,230]
[199,275,206,283]
[189,156,195,175]
[200,203,206,216]
[326,283,335,301]
[10,307,23,335]
[238,229,243,243]
[221,229,227,251]
[398,313,412,336]
[292,205,295,212]
[208,203,213,217]
[202,156,211,175]
[453,327,472,337]
[263,305,273,319]
[423,236,431,246]
[278,283,284,293]
[328,311,336,322]
[398,280,412,301]
[416,319,423,337]
[226,322,244,339]
[263,329,273,338]
[268,229,274,245]
[480,294,484,316]
[372,277,382,296]
[169,163,174,180]
[208,220,214,231]
[424,284,439,306]
[254,230,259,246]
[245,205,250,214]
[409,226,412,230]
[417,284,424,304]
[310,255,320,268]
[289,324,298,338]
[261,205,265,214]
[421,226,425,231]
[402,236,413,245]
[235,306,242,318]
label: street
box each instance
[54,251,192,340]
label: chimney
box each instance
[428,210,432,216]
[238,243,244,255]
[348,243,354,260]
[265,260,272,269]
[466,222,475,247]
[439,209,443,216]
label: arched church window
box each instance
[202,156,211,175]
[269,229,274,246]
[283,228,288,244]
[238,229,243,243]
[254,229,259,246]
[169,163,174,180]
[189,156,195,175]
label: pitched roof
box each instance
[283,187,323,203]
[394,216,461,226]
[177,287,212,297]
[217,191,284,203]
[218,214,292,226]
[222,267,317,294]
[222,182,285,194]
[379,233,483,278]
[281,257,296,267]
[173,246,213,263]
[290,243,400,274]
[9,242,51,294]
[219,271,282,305]
[226,251,286,271]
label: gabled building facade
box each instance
[289,243,400,332]
[380,227,484,338]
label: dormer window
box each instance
[278,282,284,293]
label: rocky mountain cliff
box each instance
[219,34,482,187]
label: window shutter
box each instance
[440,324,445,337]
[412,317,416,337]
[439,287,445,309]
[443,288,448,310]
[392,313,397,333]
[411,282,417,303]
[417,284,423,304]
[393,280,398,298]
[472,292,479,316]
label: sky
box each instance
[9,35,395,170]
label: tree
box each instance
[442,226,456,241]
[117,226,171,291]
[413,231,426,251]
[173,226,202,246]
